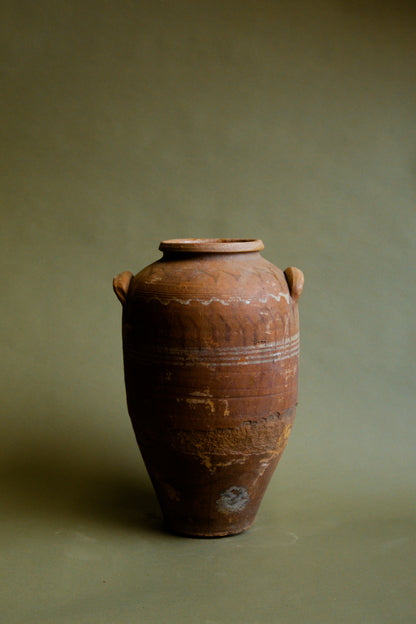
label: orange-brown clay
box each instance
[114,238,303,537]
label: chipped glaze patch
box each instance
[189,388,212,398]
[216,486,250,514]
[185,397,215,414]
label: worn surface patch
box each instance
[216,486,250,514]
[171,407,295,457]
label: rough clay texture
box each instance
[171,409,294,459]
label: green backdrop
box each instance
[1,1,415,622]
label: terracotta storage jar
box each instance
[113,238,304,537]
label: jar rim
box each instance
[159,238,264,253]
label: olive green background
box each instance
[1,1,415,622]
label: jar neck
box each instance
[159,238,264,254]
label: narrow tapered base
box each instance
[164,515,256,538]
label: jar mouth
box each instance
[159,238,264,253]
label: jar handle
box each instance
[113,271,133,306]
[284,267,304,303]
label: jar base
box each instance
[163,516,256,538]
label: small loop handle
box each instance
[113,271,133,306]
[284,267,304,303]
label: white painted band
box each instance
[134,292,291,306]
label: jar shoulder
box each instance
[129,254,289,302]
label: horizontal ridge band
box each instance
[124,333,300,366]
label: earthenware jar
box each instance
[113,238,304,537]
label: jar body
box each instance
[115,239,303,536]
